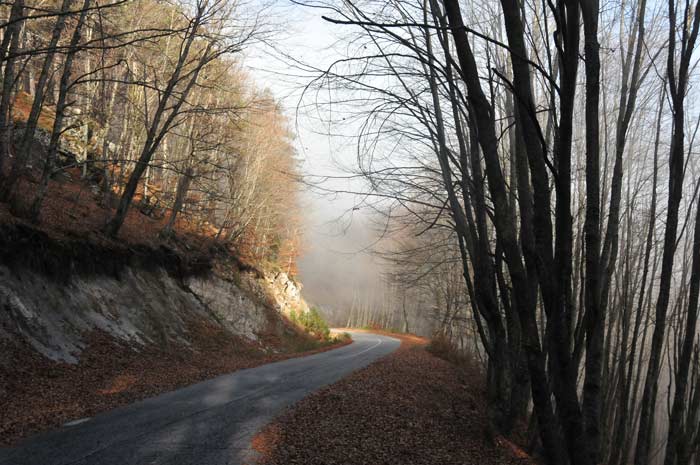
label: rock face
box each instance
[0,261,308,364]
[265,272,309,316]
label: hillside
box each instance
[0,134,333,444]
[0,0,338,447]
[0,208,342,444]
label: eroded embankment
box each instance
[0,223,324,444]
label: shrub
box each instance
[331,331,352,344]
[289,307,330,340]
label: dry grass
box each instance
[6,173,210,250]
[426,332,484,381]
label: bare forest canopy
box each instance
[284,0,700,464]
[2,0,700,464]
[0,0,301,273]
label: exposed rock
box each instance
[186,273,270,340]
[0,262,309,364]
[265,271,309,315]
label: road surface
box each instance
[0,331,400,465]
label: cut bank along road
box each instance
[0,331,400,465]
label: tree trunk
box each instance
[0,0,24,175]
[580,0,604,461]
[442,1,566,462]
[664,182,700,465]
[3,0,74,203]
[29,0,90,221]
[634,2,700,463]
[162,167,193,236]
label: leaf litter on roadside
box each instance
[252,334,535,465]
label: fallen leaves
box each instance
[0,164,241,267]
[253,335,535,465]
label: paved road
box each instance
[0,331,400,465]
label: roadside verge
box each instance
[252,332,533,465]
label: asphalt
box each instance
[0,331,401,465]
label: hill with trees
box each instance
[0,0,337,445]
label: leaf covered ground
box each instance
[252,334,533,465]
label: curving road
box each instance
[0,331,400,465]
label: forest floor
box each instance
[0,323,350,446]
[252,332,534,465]
[0,167,228,261]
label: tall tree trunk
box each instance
[104,10,207,236]
[442,1,566,462]
[162,166,192,236]
[609,82,664,465]
[0,0,24,176]
[580,0,604,461]
[3,0,74,203]
[29,0,90,221]
[634,2,700,463]
[664,182,700,465]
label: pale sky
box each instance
[243,0,388,317]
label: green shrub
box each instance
[289,307,331,340]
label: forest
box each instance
[0,0,699,463]
[302,0,700,464]
[0,0,301,270]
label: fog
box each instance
[294,193,386,324]
[243,2,393,325]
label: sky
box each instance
[243,0,389,320]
